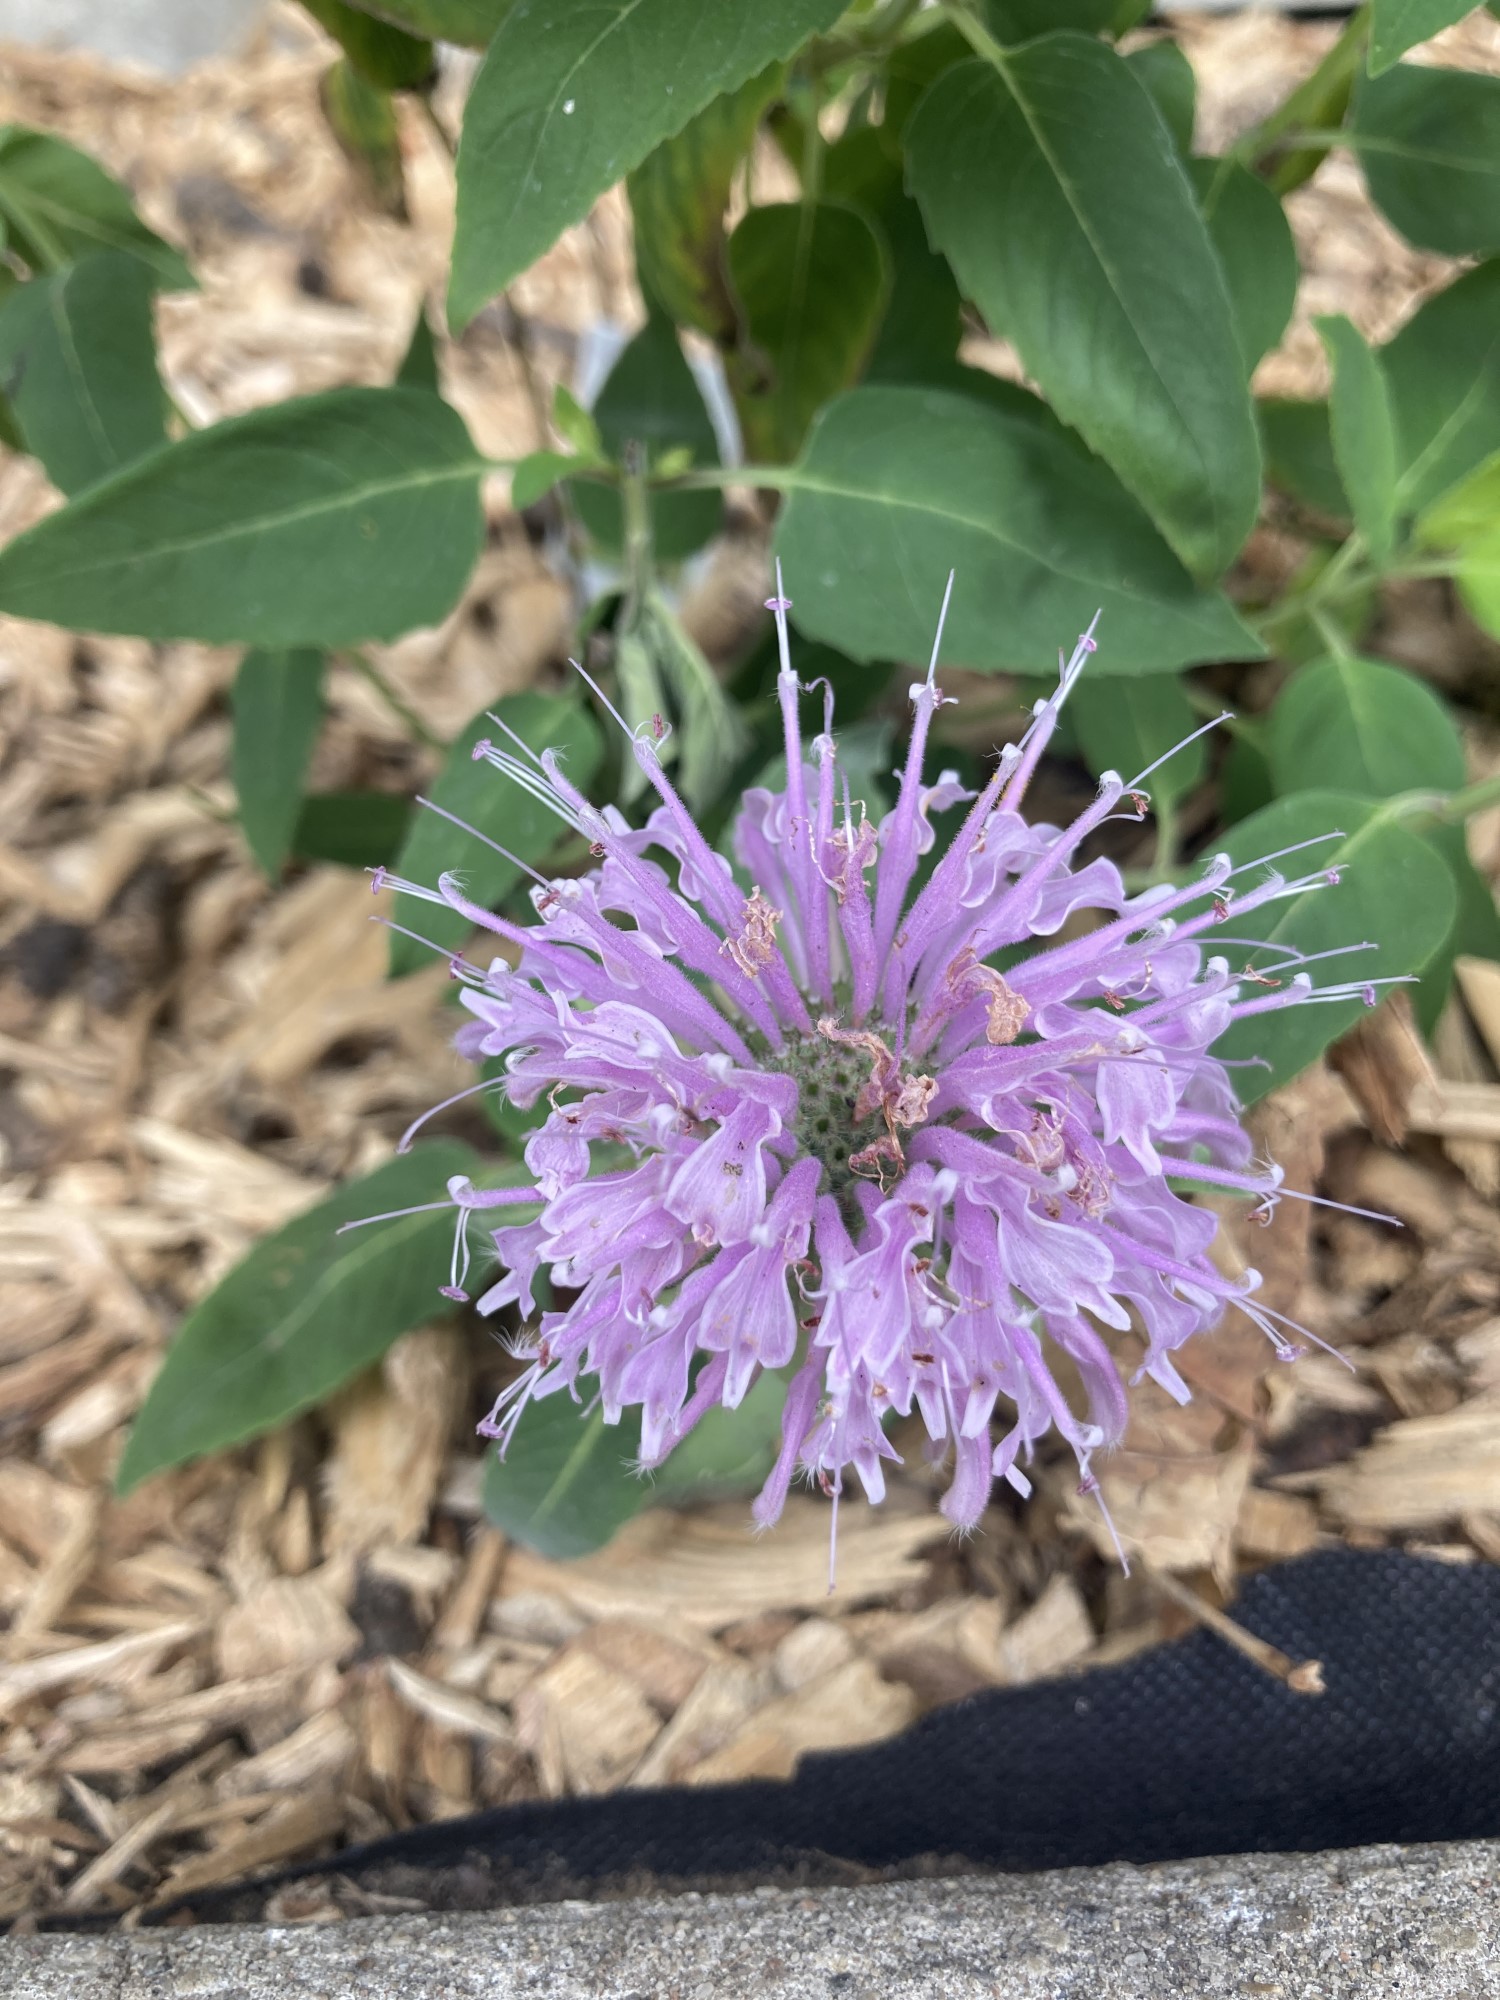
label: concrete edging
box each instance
[7,1838,1496,1998]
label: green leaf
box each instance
[232,649,326,879]
[773,385,1261,675]
[1417,449,1500,637]
[725,199,888,463]
[117,1141,490,1493]
[821,128,963,383]
[293,788,412,868]
[629,62,783,341]
[1070,675,1205,806]
[300,0,434,89]
[0,125,192,287]
[1190,158,1298,377]
[571,313,722,561]
[1125,41,1196,155]
[1260,398,1349,520]
[1369,0,1479,76]
[552,382,602,458]
[1383,261,1500,514]
[0,251,167,495]
[396,306,439,391]
[906,42,1260,582]
[449,0,846,326]
[1316,315,1399,567]
[1353,63,1500,256]
[1213,793,1456,1101]
[1267,654,1465,801]
[482,1364,788,1558]
[1219,731,1275,827]
[336,0,511,42]
[320,57,407,219]
[387,690,604,976]
[983,0,1149,40]
[0,386,484,647]
[511,448,587,511]
[881,22,971,147]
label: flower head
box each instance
[373,577,1394,1560]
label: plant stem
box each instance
[344,648,444,751]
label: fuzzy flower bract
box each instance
[372,580,1384,1556]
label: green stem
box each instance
[1236,6,1368,193]
[1150,789,1180,884]
[344,647,443,751]
[619,441,654,630]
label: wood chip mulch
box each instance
[3,4,1500,1931]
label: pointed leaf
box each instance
[1417,449,1500,638]
[449,0,846,326]
[232,649,326,878]
[388,690,603,976]
[773,385,1261,675]
[906,42,1260,581]
[628,63,783,340]
[338,0,510,41]
[294,788,412,868]
[0,251,166,495]
[0,386,485,646]
[396,306,439,391]
[1191,158,1298,376]
[300,0,434,89]
[117,1141,491,1493]
[0,125,191,286]
[1213,793,1456,1101]
[511,448,588,511]
[1125,41,1196,154]
[725,199,887,463]
[320,57,407,219]
[1384,261,1500,514]
[644,590,748,812]
[821,128,963,383]
[1369,0,1479,76]
[1317,315,1399,566]
[1353,63,1500,256]
[1260,397,1349,519]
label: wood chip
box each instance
[214,1575,359,1679]
[685,1657,917,1787]
[1328,992,1436,1147]
[1236,1487,1321,1561]
[576,1618,716,1714]
[515,1648,661,1796]
[1319,1404,1500,1530]
[0,1618,205,1709]
[60,1796,179,1911]
[215,1710,355,1800]
[1406,1078,1500,1144]
[771,1617,856,1694]
[628,1659,773,1790]
[1456,955,1500,1072]
[385,1658,515,1746]
[429,1526,506,1654]
[149,1790,347,1905]
[991,1575,1096,1684]
[502,1498,944,1631]
[323,1325,467,1553]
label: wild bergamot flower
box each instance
[365,577,1388,1558]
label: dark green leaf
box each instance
[293,789,413,868]
[0,125,192,287]
[0,251,166,495]
[821,128,963,382]
[232,649,326,878]
[571,313,722,560]
[983,0,1149,40]
[388,690,603,975]
[629,63,783,341]
[1369,0,1478,76]
[1213,792,1456,1101]
[725,199,888,463]
[117,1142,490,1493]
[1260,397,1350,519]
[449,0,846,326]
[337,0,510,42]
[1353,63,1500,256]
[300,0,434,88]
[1070,675,1205,805]
[1267,654,1465,800]
[482,1364,788,1557]
[396,306,439,391]
[1190,158,1298,376]
[320,57,407,218]
[881,22,971,147]
[1125,41,1196,154]
[1383,261,1500,514]
[1252,12,1367,196]
[774,385,1261,675]
[1219,731,1275,827]
[0,386,485,646]
[1317,315,1399,566]
[907,44,1260,581]
[643,590,748,811]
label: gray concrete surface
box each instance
[0,0,269,73]
[7,1839,1497,1999]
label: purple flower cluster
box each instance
[374,581,1386,1553]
